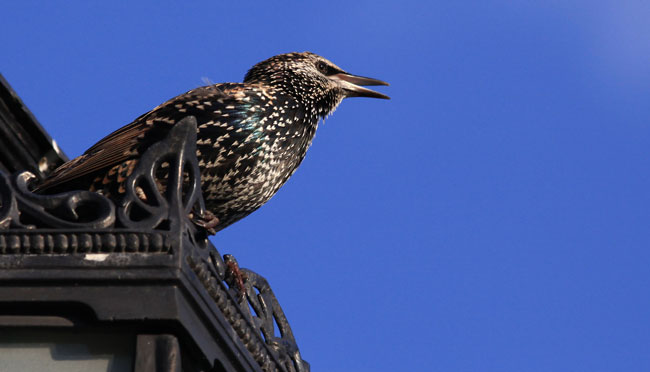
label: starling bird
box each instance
[36,52,389,232]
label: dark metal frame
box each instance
[0,74,67,178]
[0,83,308,371]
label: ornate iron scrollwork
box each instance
[0,116,204,232]
[242,268,306,372]
[0,170,115,229]
[117,116,205,231]
[188,253,309,372]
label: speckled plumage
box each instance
[37,52,389,231]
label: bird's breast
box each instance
[197,98,319,219]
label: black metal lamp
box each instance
[0,75,308,372]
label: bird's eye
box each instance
[317,62,328,73]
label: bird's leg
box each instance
[189,207,219,235]
[224,254,248,300]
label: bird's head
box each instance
[244,52,389,119]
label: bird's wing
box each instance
[35,84,233,192]
[34,120,152,192]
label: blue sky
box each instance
[3,1,650,371]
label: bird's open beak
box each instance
[332,73,390,99]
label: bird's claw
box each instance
[224,254,248,301]
[191,209,219,235]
